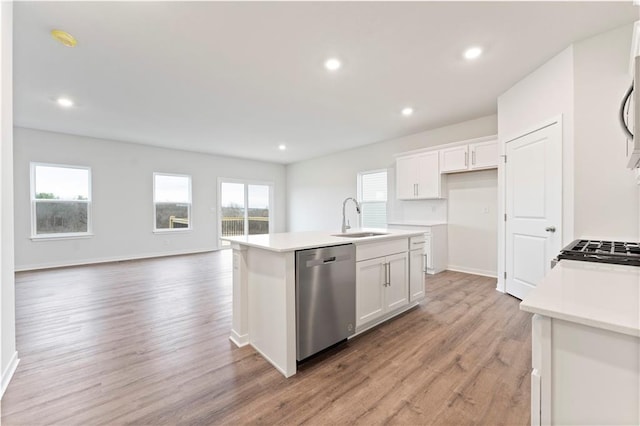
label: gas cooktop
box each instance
[557,239,640,267]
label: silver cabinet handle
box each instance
[472,150,476,165]
[545,226,556,233]
[383,262,388,286]
[465,151,468,167]
[423,254,427,273]
[386,262,391,286]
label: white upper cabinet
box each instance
[469,139,499,170]
[440,139,498,173]
[439,145,468,173]
[396,151,443,200]
[396,156,417,200]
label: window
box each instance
[31,163,91,238]
[154,173,191,231]
[358,169,388,228]
[219,179,272,247]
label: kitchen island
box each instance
[223,229,426,377]
[520,260,640,425]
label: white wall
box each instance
[496,23,638,292]
[286,115,497,232]
[497,46,575,292]
[13,128,287,270]
[1,0,17,397]
[446,169,498,277]
[573,24,638,240]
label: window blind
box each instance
[359,170,387,228]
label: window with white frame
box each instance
[357,169,388,228]
[31,163,92,237]
[154,173,192,231]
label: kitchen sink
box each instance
[332,232,389,238]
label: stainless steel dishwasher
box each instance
[295,244,356,361]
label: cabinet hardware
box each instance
[383,262,389,286]
[465,151,468,167]
[472,150,476,165]
[545,226,556,233]
[423,254,427,273]
[387,262,391,287]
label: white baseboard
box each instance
[15,248,220,272]
[229,330,249,347]
[446,265,497,279]
[1,351,19,398]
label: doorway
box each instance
[218,179,273,247]
[505,120,562,299]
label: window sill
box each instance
[31,233,94,242]
[153,229,192,234]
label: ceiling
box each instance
[13,2,638,164]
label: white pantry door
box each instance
[505,121,562,300]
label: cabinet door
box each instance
[416,152,441,199]
[396,156,417,200]
[409,249,425,301]
[439,145,468,173]
[356,258,386,327]
[424,235,433,273]
[470,140,498,170]
[385,252,409,311]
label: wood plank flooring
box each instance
[2,251,531,425]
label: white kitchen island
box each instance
[223,229,425,377]
[520,260,640,425]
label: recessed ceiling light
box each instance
[324,58,341,71]
[278,144,287,151]
[51,29,77,48]
[56,97,74,108]
[463,47,483,60]
[401,107,414,116]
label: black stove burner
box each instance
[557,239,640,267]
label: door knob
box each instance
[545,226,556,233]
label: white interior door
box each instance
[505,121,562,300]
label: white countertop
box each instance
[520,260,640,337]
[222,228,424,252]
[386,221,447,227]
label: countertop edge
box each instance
[223,230,424,253]
[520,302,640,338]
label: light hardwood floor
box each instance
[2,251,531,425]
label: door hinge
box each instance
[504,213,507,221]
[504,272,507,279]
[501,155,507,163]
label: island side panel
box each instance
[229,243,249,346]
[550,318,640,425]
[247,247,297,377]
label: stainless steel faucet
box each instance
[341,197,361,233]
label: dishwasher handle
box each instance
[305,253,352,268]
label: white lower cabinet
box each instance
[409,235,426,301]
[531,314,640,425]
[355,251,408,328]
